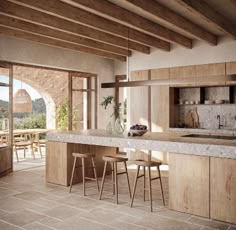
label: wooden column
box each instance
[68,73,73,130]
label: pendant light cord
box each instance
[127,28,130,82]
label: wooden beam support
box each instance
[125,0,217,45]
[0,15,131,56]
[9,0,171,50]
[69,0,191,48]
[176,0,236,39]
[0,25,127,61]
[0,1,150,54]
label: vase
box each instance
[106,121,113,134]
[114,116,125,134]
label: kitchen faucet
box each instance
[217,115,223,129]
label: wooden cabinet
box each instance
[0,147,12,177]
[195,63,225,77]
[169,153,210,217]
[226,61,236,74]
[170,66,196,79]
[210,157,236,224]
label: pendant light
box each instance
[13,78,32,113]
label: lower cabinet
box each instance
[0,147,12,177]
[169,153,236,224]
[210,157,236,224]
[169,153,210,217]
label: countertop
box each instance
[47,129,236,159]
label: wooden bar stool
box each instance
[130,159,165,212]
[99,156,131,204]
[69,152,99,196]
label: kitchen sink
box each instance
[181,134,236,140]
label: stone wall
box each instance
[13,66,69,129]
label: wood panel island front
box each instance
[46,130,236,224]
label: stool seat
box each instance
[103,156,128,162]
[72,152,95,158]
[130,159,162,167]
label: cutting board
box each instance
[184,111,193,128]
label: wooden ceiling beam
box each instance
[176,0,236,39]
[9,0,171,50]
[0,1,150,54]
[0,25,127,61]
[125,0,217,45]
[0,15,131,56]
[61,0,191,48]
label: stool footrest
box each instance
[137,174,144,179]
[85,177,97,181]
[151,177,160,181]
[116,171,127,175]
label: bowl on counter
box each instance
[128,124,147,136]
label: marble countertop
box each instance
[47,129,236,159]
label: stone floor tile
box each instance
[0,209,46,227]
[0,197,32,212]
[58,194,104,211]
[43,205,84,220]
[229,226,236,230]
[0,220,24,230]
[155,207,192,221]
[23,222,56,230]
[38,217,63,228]
[187,216,230,230]
[107,219,150,230]
[14,191,47,202]
[53,216,116,230]
[80,207,126,223]
[134,215,202,230]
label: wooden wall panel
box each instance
[210,157,236,224]
[169,66,196,79]
[226,61,236,74]
[151,68,169,80]
[169,153,210,217]
[195,63,225,77]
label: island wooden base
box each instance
[169,153,236,224]
[0,147,12,177]
[46,141,117,186]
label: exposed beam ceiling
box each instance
[0,15,131,56]
[7,0,171,51]
[63,0,191,48]
[123,0,217,45]
[0,1,151,54]
[0,0,235,61]
[0,25,127,61]
[175,0,236,39]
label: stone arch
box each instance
[13,66,69,129]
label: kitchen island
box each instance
[47,129,236,224]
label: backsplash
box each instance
[179,105,236,129]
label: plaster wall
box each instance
[0,35,116,128]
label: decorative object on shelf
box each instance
[128,124,147,136]
[191,107,199,128]
[215,99,225,104]
[204,100,214,104]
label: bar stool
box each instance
[130,159,165,212]
[69,152,99,196]
[99,156,131,204]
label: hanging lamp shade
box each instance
[13,89,32,113]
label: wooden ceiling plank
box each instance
[125,0,217,45]
[0,1,150,54]
[0,25,126,61]
[8,0,171,50]
[0,15,131,56]
[176,0,236,39]
[69,0,191,48]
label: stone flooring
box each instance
[0,157,235,229]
